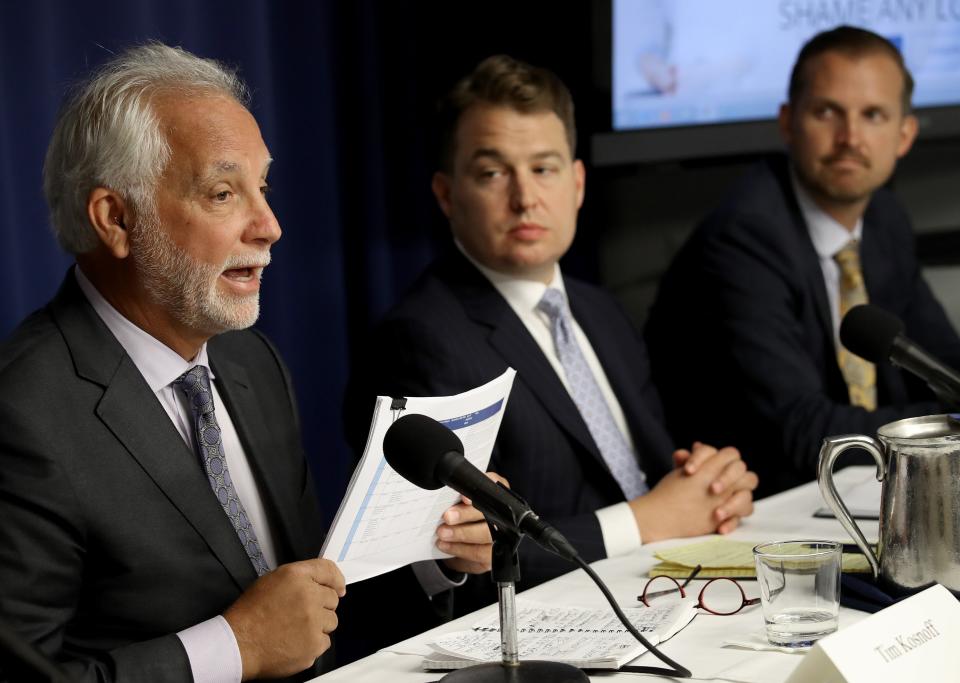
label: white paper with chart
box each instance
[320,369,516,584]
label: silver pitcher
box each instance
[818,414,960,595]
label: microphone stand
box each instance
[439,525,588,682]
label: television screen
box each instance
[592,0,960,166]
[612,0,960,132]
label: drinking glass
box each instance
[753,540,841,647]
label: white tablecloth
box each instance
[312,466,881,682]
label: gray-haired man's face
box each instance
[130,93,281,338]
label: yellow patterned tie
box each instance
[834,241,877,411]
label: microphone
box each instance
[382,413,578,561]
[839,304,960,406]
[383,413,693,679]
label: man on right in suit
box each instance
[646,26,960,495]
[346,55,758,593]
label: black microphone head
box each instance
[839,304,904,363]
[382,413,464,490]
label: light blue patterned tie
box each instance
[538,288,648,499]
[175,366,270,576]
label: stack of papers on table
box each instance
[423,600,697,670]
[649,538,871,578]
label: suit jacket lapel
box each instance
[211,356,307,563]
[859,205,890,305]
[437,255,604,465]
[775,161,834,340]
[796,215,836,349]
[52,272,258,589]
[770,164,833,346]
[859,206,901,397]
[775,158,856,393]
[568,287,670,479]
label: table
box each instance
[313,466,881,682]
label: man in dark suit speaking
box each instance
[346,55,758,591]
[646,26,960,495]
[0,43,492,682]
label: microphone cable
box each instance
[571,554,692,677]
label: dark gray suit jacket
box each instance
[646,155,960,494]
[345,252,674,594]
[0,272,326,681]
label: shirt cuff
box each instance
[412,559,467,597]
[595,502,642,557]
[177,615,242,683]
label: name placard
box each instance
[786,584,960,683]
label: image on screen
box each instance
[612,0,960,131]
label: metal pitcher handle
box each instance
[817,434,885,579]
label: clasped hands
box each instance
[439,448,759,561]
[630,441,758,544]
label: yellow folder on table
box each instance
[649,537,871,578]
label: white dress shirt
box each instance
[458,246,643,558]
[791,173,864,345]
[75,267,274,683]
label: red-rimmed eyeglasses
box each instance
[639,564,761,616]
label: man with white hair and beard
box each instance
[0,43,493,682]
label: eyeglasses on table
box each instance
[639,564,761,616]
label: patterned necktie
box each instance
[175,366,270,576]
[537,288,648,499]
[834,241,877,411]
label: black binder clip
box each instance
[390,397,407,422]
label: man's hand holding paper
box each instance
[437,472,510,574]
[321,369,516,584]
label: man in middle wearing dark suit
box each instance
[645,26,960,495]
[346,55,758,592]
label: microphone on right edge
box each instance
[839,304,960,407]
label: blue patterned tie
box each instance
[175,366,270,576]
[537,288,648,499]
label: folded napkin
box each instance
[721,630,810,654]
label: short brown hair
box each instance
[788,25,914,114]
[437,55,576,172]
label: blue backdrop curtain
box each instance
[0,0,595,522]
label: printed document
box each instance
[321,369,516,583]
[423,600,697,670]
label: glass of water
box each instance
[753,540,841,647]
